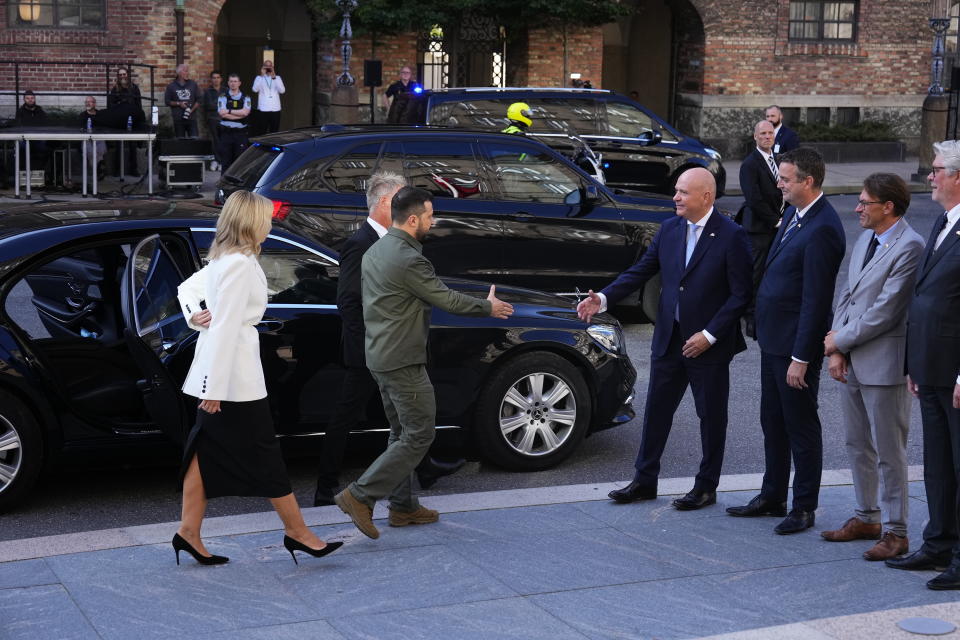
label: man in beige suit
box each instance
[821,173,925,560]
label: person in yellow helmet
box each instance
[502,102,533,135]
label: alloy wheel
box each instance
[498,372,577,457]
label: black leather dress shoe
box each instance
[608,480,657,503]
[672,489,717,511]
[313,484,336,507]
[416,456,467,489]
[726,495,788,517]
[927,564,960,590]
[774,509,815,535]
[885,548,952,572]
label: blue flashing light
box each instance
[271,145,283,152]
[412,84,423,94]
[602,162,610,168]
[252,142,261,147]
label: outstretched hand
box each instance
[487,285,514,319]
[576,290,602,322]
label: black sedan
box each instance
[0,200,636,511]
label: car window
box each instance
[429,97,599,136]
[192,230,339,305]
[482,143,581,203]
[603,102,677,142]
[402,141,486,199]
[130,237,193,347]
[277,143,381,193]
[222,144,282,188]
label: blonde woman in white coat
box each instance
[173,190,342,566]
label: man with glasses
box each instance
[820,173,923,560]
[727,147,845,534]
[386,65,415,123]
[885,141,960,590]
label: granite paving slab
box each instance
[447,526,697,595]
[0,584,101,640]
[329,597,589,640]
[531,575,792,640]
[268,544,517,618]
[193,619,346,640]
[0,557,58,589]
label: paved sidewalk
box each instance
[2,469,957,640]
[723,157,930,197]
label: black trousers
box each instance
[173,117,198,139]
[758,351,824,511]
[747,231,775,308]
[917,384,960,560]
[259,110,281,134]
[633,323,731,491]
[316,365,380,489]
[217,126,249,172]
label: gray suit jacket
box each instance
[832,220,925,386]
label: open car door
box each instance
[122,234,195,446]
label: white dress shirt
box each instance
[251,74,285,112]
[181,253,268,401]
[935,202,960,251]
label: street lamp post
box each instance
[917,0,953,179]
[330,0,360,124]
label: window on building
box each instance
[806,107,831,125]
[8,1,105,29]
[836,107,860,126]
[788,1,857,42]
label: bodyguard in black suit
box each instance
[727,147,845,534]
[766,105,799,155]
[738,120,785,328]
[313,173,464,506]
[578,168,752,510]
[886,140,960,590]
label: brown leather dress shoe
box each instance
[863,532,908,561]
[821,516,881,542]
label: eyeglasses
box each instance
[856,199,884,207]
[931,166,950,175]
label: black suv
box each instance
[399,87,725,197]
[217,126,675,315]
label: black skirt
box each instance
[180,397,292,499]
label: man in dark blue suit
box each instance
[886,140,960,590]
[578,168,752,510]
[766,105,800,156]
[727,147,845,534]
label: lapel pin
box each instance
[709,232,715,237]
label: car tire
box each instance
[476,353,591,471]
[641,273,661,324]
[0,391,43,513]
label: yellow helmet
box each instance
[507,102,533,128]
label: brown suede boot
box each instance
[335,489,380,539]
[388,505,440,527]
[864,532,909,561]
[821,516,881,542]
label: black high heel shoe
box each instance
[172,533,229,566]
[283,535,343,564]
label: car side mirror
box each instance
[638,130,662,146]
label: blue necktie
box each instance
[780,211,799,244]
[685,221,698,266]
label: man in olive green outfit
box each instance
[335,187,514,539]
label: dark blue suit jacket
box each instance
[601,211,753,364]
[337,221,380,368]
[755,195,845,361]
[774,125,799,155]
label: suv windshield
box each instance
[222,144,283,188]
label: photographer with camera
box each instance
[165,64,201,138]
[252,59,285,135]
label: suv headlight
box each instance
[587,324,623,355]
[705,147,722,162]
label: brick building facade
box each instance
[0,0,937,154]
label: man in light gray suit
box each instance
[821,173,924,560]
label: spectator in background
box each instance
[165,64,200,138]
[386,65,415,123]
[251,59,285,135]
[766,105,800,156]
[15,90,49,181]
[108,67,143,176]
[203,70,225,172]
[216,73,252,172]
[79,96,106,180]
